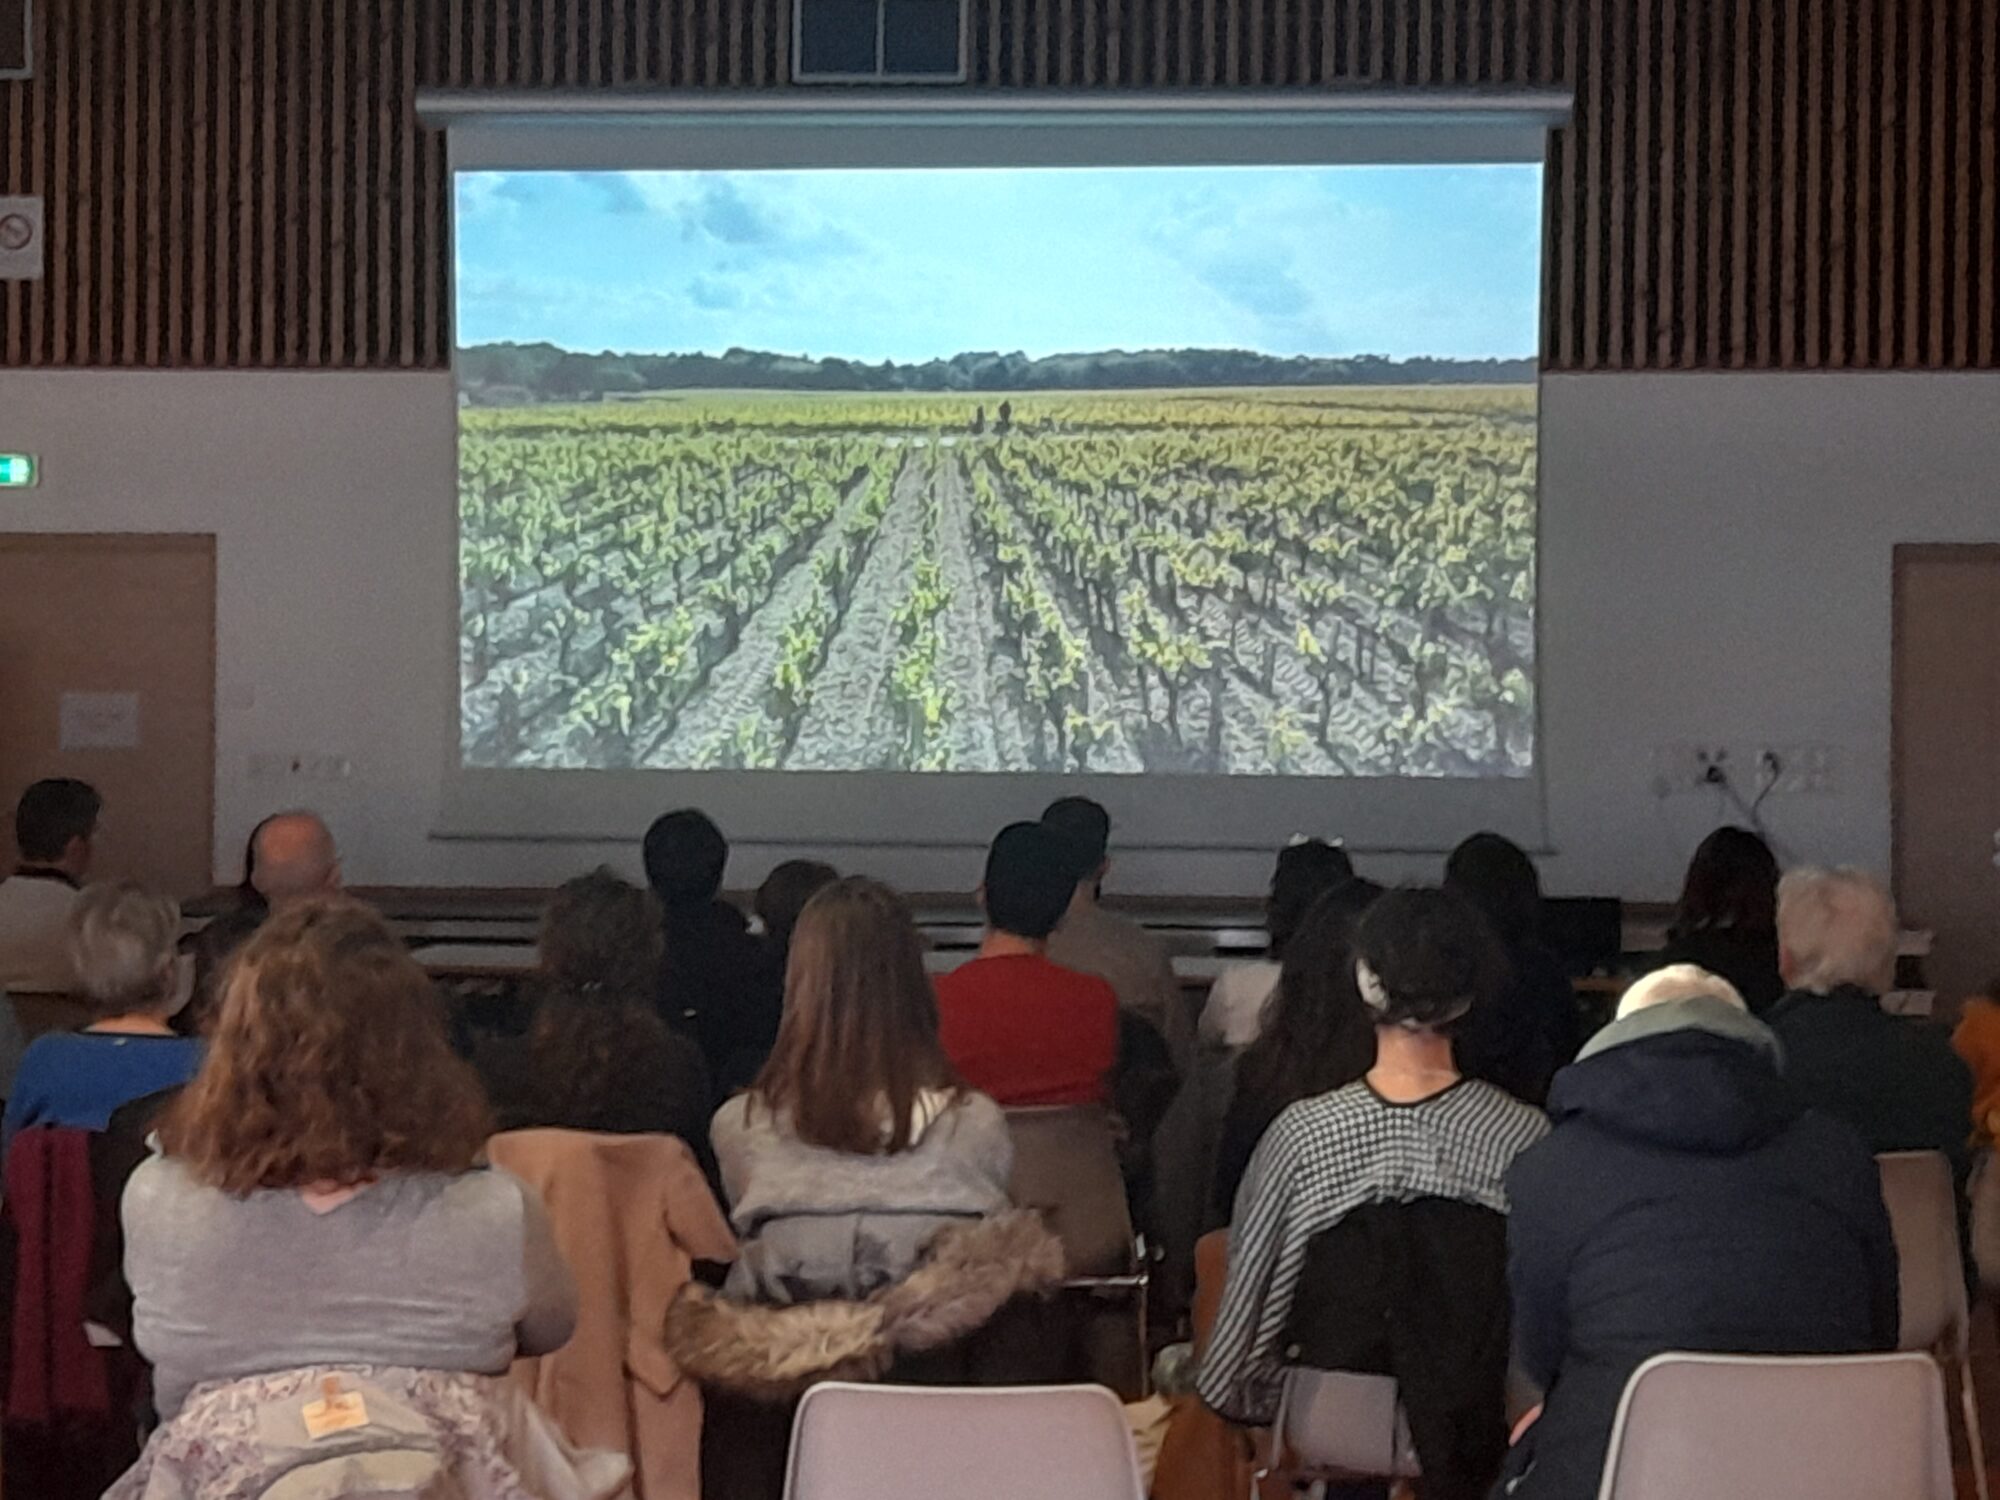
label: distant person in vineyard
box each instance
[1040,797,1191,1069]
[936,822,1118,1107]
[644,808,782,1103]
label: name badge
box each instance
[301,1376,370,1440]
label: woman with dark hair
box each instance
[1200,838,1355,1050]
[479,869,714,1151]
[1200,888,1548,1467]
[1444,832,1581,1106]
[123,901,576,1420]
[670,877,1061,1500]
[1657,825,1784,1013]
[1208,879,1384,1223]
[753,859,839,973]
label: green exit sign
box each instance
[0,454,36,487]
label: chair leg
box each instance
[1961,1346,1992,1500]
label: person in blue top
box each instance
[3,880,205,1154]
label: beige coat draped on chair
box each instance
[488,1129,738,1500]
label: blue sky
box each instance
[456,164,1543,364]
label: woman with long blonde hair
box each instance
[675,877,1060,1500]
[711,876,1014,1299]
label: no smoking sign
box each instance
[0,196,43,280]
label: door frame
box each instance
[1889,541,2000,913]
[0,531,219,889]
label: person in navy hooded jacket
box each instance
[1498,964,1898,1500]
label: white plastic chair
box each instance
[781,1382,1145,1500]
[1878,1149,1989,1500]
[1595,1352,1951,1500]
[1252,1368,1420,1497]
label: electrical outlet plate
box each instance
[246,752,353,783]
[1755,743,1839,795]
[1650,744,1730,797]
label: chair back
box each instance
[1276,1368,1420,1480]
[1596,1352,1951,1500]
[1968,1150,2000,1299]
[1004,1106,1134,1277]
[1876,1150,1966,1353]
[782,1382,1144,1500]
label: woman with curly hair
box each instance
[122,899,578,1421]
[480,869,714,1155]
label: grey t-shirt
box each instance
[123,1155,576,1418]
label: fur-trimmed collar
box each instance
[663,1210,1064,1402]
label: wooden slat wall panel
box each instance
[0,0,1996,370]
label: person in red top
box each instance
[935,822,1120,1107]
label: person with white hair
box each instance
[2,881,204,1151]
[1767,866,1973,1178]
[1499,962,1898,1500]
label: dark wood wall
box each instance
[1,0,1995,371]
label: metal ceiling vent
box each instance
[794,0,967,84]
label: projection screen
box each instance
[427,93,1568,854]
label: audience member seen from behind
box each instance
[182,810,341,1035]
[478,869,713,1155]
[123,900,576,1421]
[1199,837,1353,1051]
[1209,878,1384,1225]
[681,877,1057,1500]
[1501,965,1898,1500]
[934,822,1120,1107]
[0,777,101,996]
[708,877,1022,1302]
[1199,888,1548,1427]
[1656,825,1785,1013]
[1767,866,1973,1182]
[752,859,838,974]
[1444,832,1581,1106]
[1952,975,2000,1143]
[644,809,782,1098]
[1040,796,1191,1067]
[2,882,204,1151]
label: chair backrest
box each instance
[1876,1150,1966,1352]
[1596,1352,1952,1500]
[782,1382,1145,1500]
[1004,1106,1134,1277]
[1277,1368,1421,1480]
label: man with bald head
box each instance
[182,811,341,1031]
[249,811,342,910]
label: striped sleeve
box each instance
[1197,1108,1336,1425]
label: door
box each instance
[1893,544,2000,1014]
[0,534,216,901]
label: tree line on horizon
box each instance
[457,341,1538,403]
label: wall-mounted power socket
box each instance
[1650,744,1732,797]
[1755,744,1840,795]
[246,752,354,784]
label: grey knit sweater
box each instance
[123,1155,577,1418]
[711,1088,1013,1303]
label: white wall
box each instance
[2,367,1996,897]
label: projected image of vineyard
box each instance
[458,381,1534,774]
[453,163,1544,774]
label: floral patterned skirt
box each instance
[106,1364,634,1500]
